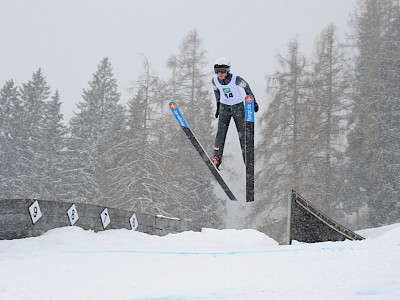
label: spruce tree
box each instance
[40,91,68,199]
[19,69,51,198]
[69,58,125,204]
[0,80,23,198]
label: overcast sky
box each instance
[1,0,357,123]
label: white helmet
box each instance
[214,57,231,68]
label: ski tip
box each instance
[245,95,254,102]
[169,101,189,128]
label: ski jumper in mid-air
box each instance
[211,57,259,169]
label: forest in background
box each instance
[1,0,399,239]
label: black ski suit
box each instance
[212,73,257,164]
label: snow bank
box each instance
[0,224,399,300]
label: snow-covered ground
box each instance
[0,224,399,300]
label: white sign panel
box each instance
[67,204,79,226]
[129,213,138,231]
[29,200,42,224]
[100,208,110,229]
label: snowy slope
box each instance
[0,224,399,300]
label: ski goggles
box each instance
[214,68,229,74]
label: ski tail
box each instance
[169,101,237,201]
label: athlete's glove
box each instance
[215,102,220,118]
[254,101,259,113]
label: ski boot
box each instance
[212,157,221,170]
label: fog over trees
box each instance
[1,1,399,236]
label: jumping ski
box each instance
[169,101,237,201]
[245,95,255,202]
